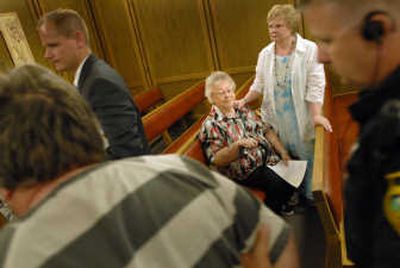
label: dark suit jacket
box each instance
[78,54,149,159]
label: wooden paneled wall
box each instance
[0,32,14,72]
[0,0,297,98]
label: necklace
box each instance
[273,37,296,88]
[274,54,292,88]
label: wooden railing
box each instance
[312,83,355,268]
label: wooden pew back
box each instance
[163,117,206,154]
[134,87,164,114]
[142,82,205,142]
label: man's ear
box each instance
[74,31,87,48]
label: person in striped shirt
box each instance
[0,64,299,267]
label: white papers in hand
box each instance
[267,160,307,188]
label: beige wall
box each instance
[3,0,358,99]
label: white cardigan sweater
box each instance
[250,34,326,141]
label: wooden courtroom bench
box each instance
[134,87,164,115]
[142,81,205,147]
[163,117,206,154]
[312,82,355,268]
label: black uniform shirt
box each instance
[345,66,400,268]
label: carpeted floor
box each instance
[284,206,326,268]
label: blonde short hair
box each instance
[37,8,90,45]
[267,4,299,33]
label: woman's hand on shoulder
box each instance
[234,98,246,109]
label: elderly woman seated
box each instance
[199,71,295,215]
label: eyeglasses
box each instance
[268,23,286,30]
[212,88,234,97]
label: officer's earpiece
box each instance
[362,10,396,44]
[361,10,395,85]
[362,11,387,44]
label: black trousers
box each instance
[236,166,295,214]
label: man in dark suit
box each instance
[37,8,149,159]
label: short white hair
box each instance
[204,71,236,104]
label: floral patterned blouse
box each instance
[199,105,280,181]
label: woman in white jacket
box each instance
[238,4,332,206]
